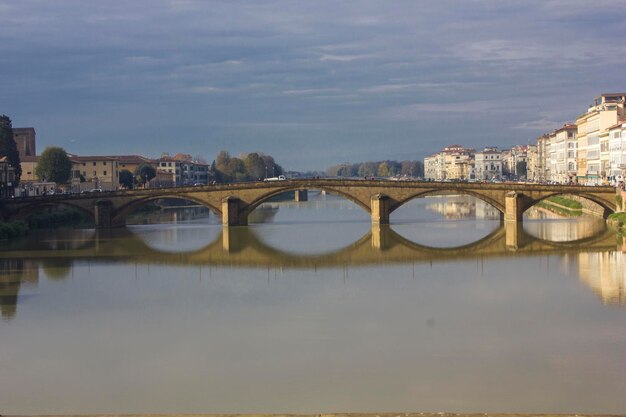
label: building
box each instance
[12,128,36,160]
[550,124,577,184]
[0,156,17,197]
[424,153,444,181]
[68,154,120,191]
[607,121,626,185]
[155,153,211,187]
[576,93,626,184]
[536,134,550,183]
[526,144,537,182]
[107,155,156,176]
[19,155,39,182]
[443,145,474,180]
[474,147,502,180]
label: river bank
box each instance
[6,413,626,417]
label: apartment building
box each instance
[424,145,474,181]
[155,153,210,187]
[526,144,537,181]
[608,121,626,184]
[536,134,551,183]
[474,147,502,180]
[576,93,626,184]
[549,124,577,183]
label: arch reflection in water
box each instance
[248,192,371,255]
[1,224,625,323]
[391,195,502,248]
[524,207,608,242]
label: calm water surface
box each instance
[1,194,625,414]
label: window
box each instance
[103,171,107,176]
[93,171,96,176]
[103,161,107,166]
[93,162,97,166]
[82,162,86,166]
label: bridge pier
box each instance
[504,191,525,223]
[505,221,531,250]
[222,197,248,226]
[371,194,391,224]
[294,189,308,202]
[222,227,245,253]
[94,200,114,229]
[371,224,391,250]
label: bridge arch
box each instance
[522,192,616,218]
[242,185,372,218]
[389,188,505,216]
[112,194,221,227]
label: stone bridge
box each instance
[0,179,619,228]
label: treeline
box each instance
[326,160,424,178]
[213,151,283,182]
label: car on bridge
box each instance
[263,175,287,181]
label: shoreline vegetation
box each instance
[608,212,626,234]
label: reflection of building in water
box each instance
[524,209,606,242]
[424,195,500,220]
[0,259,40,320]
[579,252,626,305]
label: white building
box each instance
[474,147,502,180]
[608,121,626,186]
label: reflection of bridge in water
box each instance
[0,222,620,269]
[1,224,624,320]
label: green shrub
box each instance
[0,221,29,239]
[608,212,626,227]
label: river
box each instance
[1,193,625,414]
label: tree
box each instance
[135,164,156,187]
[244,152,267,180]
[516,161,527,178]
[0,115,21,185]
[119,169,134,189]
[35,146,72,183]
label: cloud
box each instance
[319,54,375,62]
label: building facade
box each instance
[576,93,625,184]
[12,128,36,160]
[474,147,502,180]
[69,155,120,190]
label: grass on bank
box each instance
[546,196,583,210]
[536,196,583,216]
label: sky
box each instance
[1,0,626,171]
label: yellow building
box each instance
[19,155,39,182]
[69,154,120,190]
